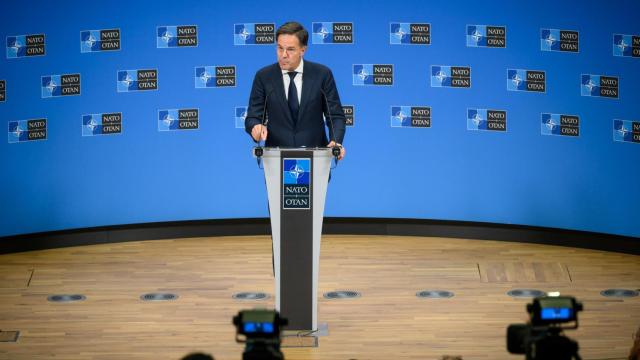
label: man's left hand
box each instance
[327,141,345,161]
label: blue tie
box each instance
[287,71,299,124]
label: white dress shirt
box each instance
[282,58,303,105]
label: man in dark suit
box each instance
[244,22,346,160]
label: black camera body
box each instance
[507,296,583,360]
[233,309,288,360]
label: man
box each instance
[244,21,346,160]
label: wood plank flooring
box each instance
[0,235,638,360]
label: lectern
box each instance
[257,147,333,331]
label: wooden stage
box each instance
[0,235,638,360]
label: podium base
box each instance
[281,323,329,348]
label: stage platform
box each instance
[0,235,638,359]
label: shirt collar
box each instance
[282,58,304,75]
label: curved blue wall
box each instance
[1,0,639,238]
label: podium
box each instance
[259,147,333,331]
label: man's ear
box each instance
[300,46,307,57]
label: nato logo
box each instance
[117,69,157,92]
[158,108,199,131]
[157,25,197,48]
[541,113,579,137]
[390,23,430,45]
[507,69,545,92]
[82,113,122,136]
[235,106,247,128]
[391,106,431,128]
[0,80,5,102]
[467,108,507,131]
[342,105,354,126]
[431,66,471,88]
[353,64,393,86]
[312,22,353,44]
[282,158,310,210]
[613,119,640,143]
[80,29,120,52]
[6,34,45,58]
[195,66,236,88]
[41,74,81,98]
[581,74,618,98]
[234,23,275,45]
[8,118,46,143]
[613,34,640,57]
[467,25,506,48]
[541,29,579,52]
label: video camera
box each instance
[233,309,288,360]
[507,295,583,360]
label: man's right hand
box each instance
[251,124,268,142]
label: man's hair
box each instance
[181,353,214,360]
[629,326,640,360]
[276,22,308,47]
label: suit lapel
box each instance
[298,61,316,124]
[271,65,294,126]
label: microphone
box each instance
[261,88,273,127]
[253,88,273,160]
[320,89,342,161]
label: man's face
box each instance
[277,34,306,71]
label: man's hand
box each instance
[251,124,268,142]
[327,141,345,160]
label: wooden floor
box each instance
[0,235,638,360]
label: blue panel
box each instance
[0,0,638,238]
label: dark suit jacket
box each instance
[245,60,346,147]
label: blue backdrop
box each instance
[1,0,639,238]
